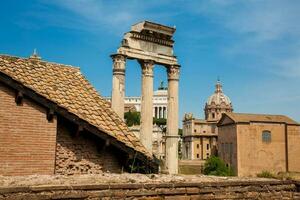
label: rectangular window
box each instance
[211,125,216,133]
[207,144,209,150]
[262,131,271,143]
[197,154,199,158]
[196,144,199,149]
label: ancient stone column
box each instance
[165,64,180,174]
[139,60,154,152]
[111,54,126,119]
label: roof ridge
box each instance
[0,54,81,70]
[231,112,286,116]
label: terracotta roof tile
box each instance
[0,54,152,159]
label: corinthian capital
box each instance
[167,64,180,80]
[111,54,126,74]
[139,59,154,77]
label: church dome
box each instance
[206,81,231,106]
[204,80,233,121]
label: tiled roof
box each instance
[224,113,299,125]
[0,54,152,159]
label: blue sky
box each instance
[1,0,300,123]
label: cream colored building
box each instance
[218,113,300,177]
[105,82,168,119]
[130,124,165,159]
[182,80,233,160]
[105,83,168,159]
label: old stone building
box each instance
[0,53,157,176]
[182,80,233,161]
[218,112,300,177]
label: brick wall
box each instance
[55,117,124,175]
[237,123,286,176]
[0,82,57,176]
[287,125,300,172]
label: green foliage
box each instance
[153,117,166,126]
[153,117,167,133]
[124,111,140,127]
[178,128,183,136]
[257,171,276,178]
[203,156,234,176]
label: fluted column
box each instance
[111,54,126,119]
[139,60,154,152]
[165,64,180,174]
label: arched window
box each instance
[262,130,271,143]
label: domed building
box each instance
[205,80,233,121]
[181,80,233,164]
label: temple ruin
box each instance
[110,21,180,174]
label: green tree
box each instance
[124,111,140,127]
[178,128,183,137]
[153,117,167,132]
[203,156,234,176]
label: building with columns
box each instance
[110,21,180,174]
[182,80,233,161]
[104,82,168,119]
[104,84,168,161]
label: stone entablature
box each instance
[117,21,178,66]
[130,31,174,47]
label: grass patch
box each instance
[257,171,276,178]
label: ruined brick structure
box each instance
[0,54,157,176]
[55,118,123,175]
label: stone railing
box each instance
[0,180,299,199]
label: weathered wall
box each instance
[0,180,299,200]
[218,124,238,174]
[0,82,57,176]
[55,118,124,175]
[287,125,300,172]
[179,160,205,174]
[237,123,286,177]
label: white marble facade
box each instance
[105,83,168,119]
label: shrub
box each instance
[124,111,140,127]
[203,156,234,176]
[257,171,276,178]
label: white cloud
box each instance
[186,0,300,78]
[35,0,178,35]
[31,0,300,78]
